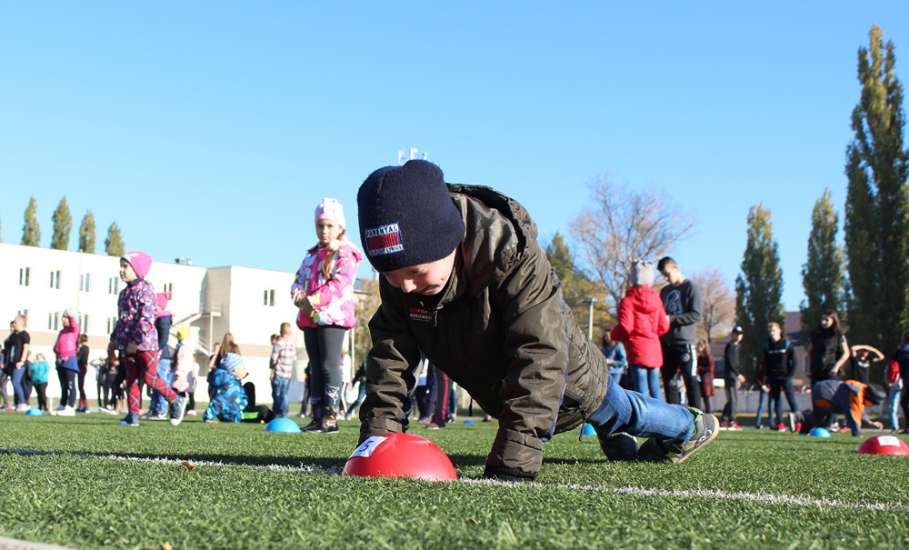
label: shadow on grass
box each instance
[0,446,349,471]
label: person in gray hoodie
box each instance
[657,257,703,409]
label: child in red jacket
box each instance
[611,260,670,400]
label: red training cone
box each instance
[857,435,909,456]
[342,433,458,481]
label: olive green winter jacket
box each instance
[359,185,609,478]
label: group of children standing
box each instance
[1,313,92,415]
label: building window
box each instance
[80,273,92,293]
[163,282,174,298]
[48,312,60,331]
[18,267,30,286]
[109,277,119,295]
[79,314,90,334]
[263,289,275,307]
[17,309,28,320]
[107,317,118,334]
[49,270,61,289]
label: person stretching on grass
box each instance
[354,160,719,481]
[110,251,187,427]
[799,378,884,437]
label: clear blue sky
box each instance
[1,2,907,310]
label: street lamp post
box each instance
[582,297,597,341]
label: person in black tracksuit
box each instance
[720,326,745,427]
[657,257,703,409]
[761,322,799,430]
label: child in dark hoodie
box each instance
[611,261,670,401]
[110,251,186,427]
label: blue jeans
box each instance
[272,376,291,418]
[631,366,663,401]
[588,374,694,444]
[149,359,173,415]
[608,367,624,388]
[755,389,777,428]
[11,366,28,406]
[886,385,902,430]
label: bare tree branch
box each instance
[570,175,696,312]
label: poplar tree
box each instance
[844,25,909,352]
[105,222,125,257]
[21,196,40,246]
[735,204,785,377]
[801,190,845,334]
[50,196,73,250]
[78,211,96,253]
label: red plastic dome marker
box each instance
[857,435,909,456]
[342,433,458,481]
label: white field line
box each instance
[3,447,907,513]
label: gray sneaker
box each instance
[170,395,188,427]
[638,408,719,464]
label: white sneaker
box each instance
[169,395,188,427]
[57,406,76,417]
[16,404,30,413]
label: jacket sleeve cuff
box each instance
[485,427,544,477]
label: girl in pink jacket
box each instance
[52,308,81,416]
[291,198,363,433]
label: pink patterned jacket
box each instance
[291,241,363,329]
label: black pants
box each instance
[415,385,431,419]
[702,394,712,414]
[661,343,702,410]
[721,377,738,422]
[0,371,9,407]
[769,377,799,421]
[303,326,347,418]
[35,382,48,410]
[422,366,450,426]
[431,367,451,426]
[900,385,909,426]
[57,367,77,408]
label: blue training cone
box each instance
[463,419,476,426]
[580,423,597,437]
[26,408,43,417]
[808,427,831,438]
[265,417,301,433]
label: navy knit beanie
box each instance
[357,160,465,273]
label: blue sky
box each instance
[1,2,907,310]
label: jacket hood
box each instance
[625,286,663,315]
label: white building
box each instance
[0,242,323,405]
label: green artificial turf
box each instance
[1,412,908,549]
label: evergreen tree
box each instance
[844,25,909,353]
[50,196,73,250]
[105,222,125,257]
[21,196,40,246]
[545,232,610,341]
[735,204,785,378]
[801,190,845,334]
[78,211,96,253]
